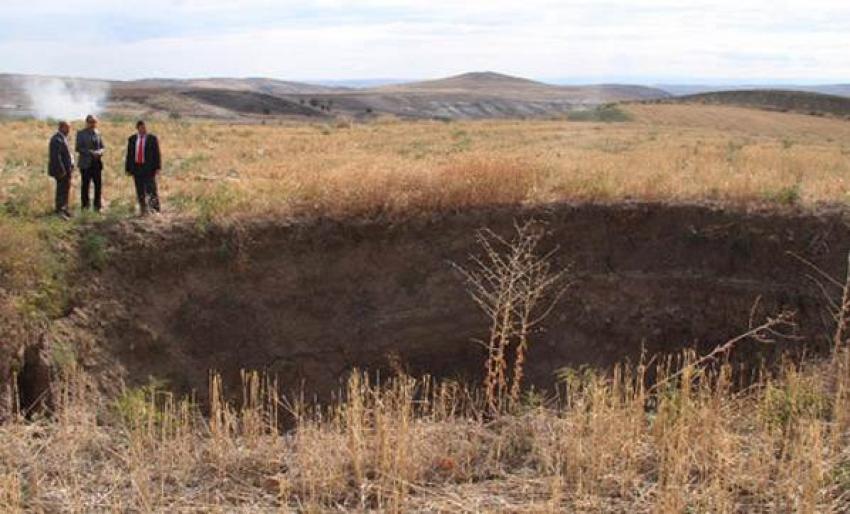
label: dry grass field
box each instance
[1,104,850,223]
[2,104,850,511]
[2,343,850,511]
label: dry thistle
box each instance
[453,219,571,414]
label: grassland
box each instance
[1,104,850,224]
[2,104,850,511]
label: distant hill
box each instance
[293,71,669,119]
[383,72,669,102]
[0,71,672,121]
[661,90,850,118]
[660,84,850,98]
[386,72,548,93]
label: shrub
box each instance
[79,232,109,271]
[567,104,632,122]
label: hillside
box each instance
[661,89,850,118]
[283,72,669,120]
[0,74,341,120]
[661,83,850,98]
[1,71,670,121]
[381,71,669,102]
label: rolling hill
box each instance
[384,71,668,101]
[659,89,850,118]
[284,72,670,119]
[660,84,850,98]
[0,71,668,121]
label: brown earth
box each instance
[29,202,846,411]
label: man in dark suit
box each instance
[76,114,106,212]
[48,121,75,219]
[125,120,162,215]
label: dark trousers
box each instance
[54,174,71,214]
[80,160,103,211]
[133,172,160,213]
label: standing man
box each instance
[76,114,105,212]
[48,121,75,219]
[125,120,161,215]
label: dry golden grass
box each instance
[625,103,850,141]
[1,345,849,512]
[1,104,849,226]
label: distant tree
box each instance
[309,98,320,108]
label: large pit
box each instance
[65,202,850,402]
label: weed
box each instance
[3,177,46,218]
[112,378,170,431]
[725,140,747,163]
[79,232,109,270]
[194,184,244,230]
[453,220,570,413]
[173,152,210,176]
[765,184,802,205]
[760,376,831,432]
[567,104,632,122]
[50,340,77,372]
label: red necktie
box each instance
[136,136,145,164]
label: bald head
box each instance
[57,121,70,136]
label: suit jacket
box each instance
[75,128,105,170]
[48,132,75,178]
[125,133,161,175]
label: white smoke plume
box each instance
[22,77,110,120]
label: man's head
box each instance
[136,120,147,136]
[58,121,70,136]
[85,114,98,130]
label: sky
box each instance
[1,0,848,84]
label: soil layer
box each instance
[59,202,850,402]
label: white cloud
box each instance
[1,0,849,81]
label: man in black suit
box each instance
[48,121,75,219]
[125,120,162,215]
[76,114,106,212]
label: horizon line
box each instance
[1,70,848,87]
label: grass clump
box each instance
[79,232,109,271]
[567,104,633,122]
[765,183,802,206]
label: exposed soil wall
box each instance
[74,202,849,402]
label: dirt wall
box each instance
[75,202,850,402]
